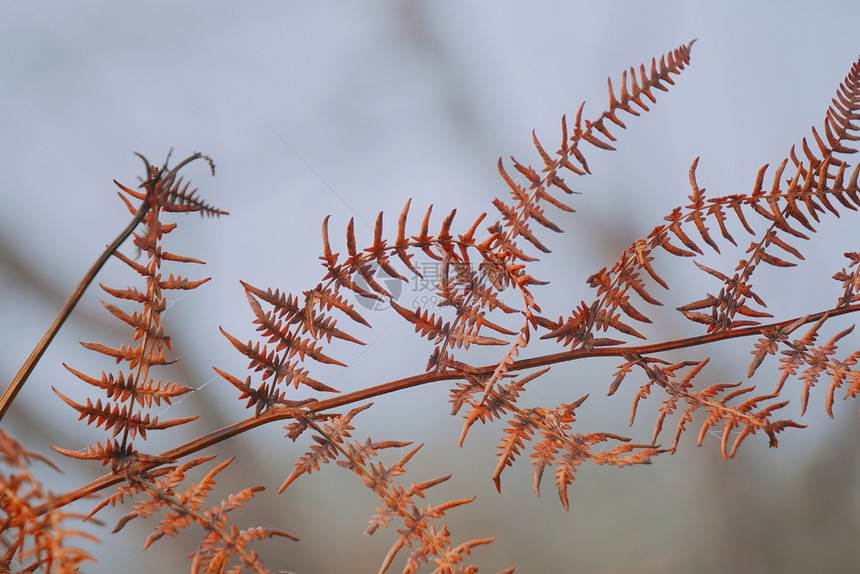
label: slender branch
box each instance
[509,303,860,372]
[0,151,212,422]
[35,302,860,516]
[0,202,150,422]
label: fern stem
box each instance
[0,203,150,422]
[0,151,213,423]
[34,302,860,518]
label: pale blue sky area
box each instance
[1,2,858,572]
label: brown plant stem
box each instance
[0,151,212,423]
[0,202,150,422]
[34,302,860,516]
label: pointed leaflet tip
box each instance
[345,218,357,257]
[321,215,337,265]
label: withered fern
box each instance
[1,41,859,572]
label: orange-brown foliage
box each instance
[2,42,859,572]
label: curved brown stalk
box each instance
[34,302,860,516]
[0,202,150,422]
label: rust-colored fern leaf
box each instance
[8,41,860,574]
[52,153,223,470]
[0,429,98,573]
[462,41,697,410]
[206,43,698,567]
[36,155,289,572]
[567,55,860,342]
[107,456,294,573]
[470,379,661,510]
[530,53,860,472]
[276,402,502,573]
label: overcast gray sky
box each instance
[1,2,859,572]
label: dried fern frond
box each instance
[52,153,222,470]
[212,44,698,534]
[0,429,98,573]
[218,200,532,411]
[450,369,661,509]
[560,56,859,345]
[548,53,860,461]
[459,41,697,412]
[0,153,223,423]
[277,404,500,573]
[107,456,293,573]
[11,42,860,574]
